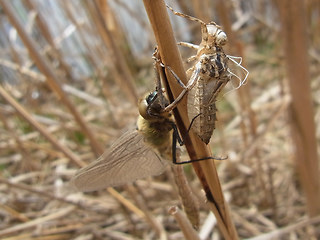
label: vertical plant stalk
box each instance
[171,165,200,229]
[23,0,73,80]
[60,2,119,108]
[98,0,138,74]
[215,0,269,206]
[190,0,210,23]
[84,0,138,104]
[126,185,167,239]
[169,206,201,240]
[143,1,238,239]
[275,0,320,217]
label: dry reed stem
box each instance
[23,0,73,80]
[143,0,238,239]
[247,215,320,240]
[0,109,107,152]
[275,0,320,217]
[215,0,259,154]
[0,178,102,213]
[0,59,106,107]
[242,97,290,160]
[0,0,104,158]
[171,165,200,229]
[168,206,200,240]
[98,0,138,73]
[190,0,210,23]
[126,185,167,239]
[0,85,85,167]
[84,0,138,104]
[82,2,173,229]
[106,187,145,219]
[0,1,316,238]
[61,1,120,108]
[215,0,260,161]
[106,187,167,239]
[216,0,273,212]
[0,112,32,167]
[0,203,29,222]
[0,206,75,237]
[114,0,153,34]
[61,1,101,67]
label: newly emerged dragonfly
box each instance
[71,60,212,192]
[71,89,178,191]
[165,6,249,144]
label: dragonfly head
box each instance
[138,91,171,121]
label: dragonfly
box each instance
[71,54,213,192]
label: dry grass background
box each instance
[0,0,319,239]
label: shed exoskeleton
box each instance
[164,5,249,144]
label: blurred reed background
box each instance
[0,0,319,239]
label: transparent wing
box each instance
[71,130,168,192]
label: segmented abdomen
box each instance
[187,78,217,144]
[186,53,229,144]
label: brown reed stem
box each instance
[23,0,73,80]
[169,206,201,240]
[143,0,238,239]
[171,165,200,229]
[84,0,138,104]
[275,0,320,217]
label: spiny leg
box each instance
[166,5,211,46]
[166,4,205,25]
[152,51,189,113]
[152,47,170,108]
[170,121,227,164]
[153,54,163,92]
[177,42,199,63]
[178,42,199,50]
[167,6,225,49]
[174,155,227,164]
[162,64,200,113]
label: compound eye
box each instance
[216,31,227,46]
[146,91,157,105]
[138,91,159,120]
[138,97,149,120]
[207,24,227,46]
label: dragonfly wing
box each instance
[71,130,168,192]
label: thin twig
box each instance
[169,206,201,240]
